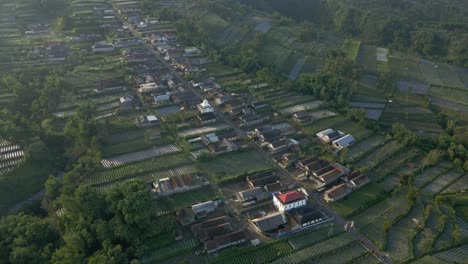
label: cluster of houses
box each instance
[152,173,210,196]
[292,156,370,202]
[316,128,356,150]
[248,123,301,159]
[233,171,333,236]
[199,131,241,155]
[176,200,248,254]
[29,42,68,62]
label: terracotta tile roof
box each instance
[278,190,304,204]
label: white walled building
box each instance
[273,189,308,212]
[197,99,214,114]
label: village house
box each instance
[289,206,332,229]
[273,188,308,212]
[197,112,217,125]
[236,187,269,205]
[250,101,269,110]
[271,123,297,136]
[316,128,343,143]
[135,115,160,127]
[119,96,133,110]
[225,99,246,116]
[239,114,265,127]
[343,171,371,189]
[153,93,171,104]
[292,111,311,123]
[313,163,349,186]
[332,134,356,150]
[152,174,210,196]
[95,79,126,93]
[91,41,115,52]
[278,153,298,168]
[197,99,214,113]
[251,212,287,234]
[246,171,279,189]
[205,230,247,254]
[323,183,352,203]
[192,216,233,242]
[185,47,201,56]
[267,138,298,154]
[192,200,218,219]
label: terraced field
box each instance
[100,144,180,168]
[422,170,464,195]
[434,244,468,263]
[353,140,402,170]
[143,239,199,263]
[270,232,356,264]
[213,240,293,264]
[386,205,423,262]
[414,162,453,187]
[441,174,468,194]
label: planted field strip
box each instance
[350,102,385,109]
[310,110,337,120]
[288,226,343,250]
[353,194,408,228]
[86,154,190,186]
[415,162,453,188]
[371,147,421,182]
[419,59,444,87]
[346,135,387,163]
[0,149,24,161]
[349,253,381,264]
[387,205,423,262]
[154,187,216,216]
[434,216,454,251]
[100,144,180,168]
[276,95,316,109]
[434,244,468,263]
[178,124,230,138]
[353,140,402,169]
[429,86,468,106]
[160,252,208,264]
[302,116,348,136]
[270,232,355,264]
[456,217,468,237]
[289,57,306,80]
[422,170,464,195]
[0,144,20,154]
[410,255,451,264]
[441,174,468,194]
[142,239,198,263]
[280,100,322,115]
[213,240,293,264]
[313,242,366,264]
[93,164,198,192]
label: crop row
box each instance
[85,154,191,186]
[100,144,180,168]
[270,232,355,264]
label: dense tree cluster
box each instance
[296,51,361,107]
[240,0,468,66]
[1,182,168,263]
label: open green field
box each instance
[200,149,272,183]
[331,182,386,217]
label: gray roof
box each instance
[252,212,286,232]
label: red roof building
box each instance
[273,189,308,212]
